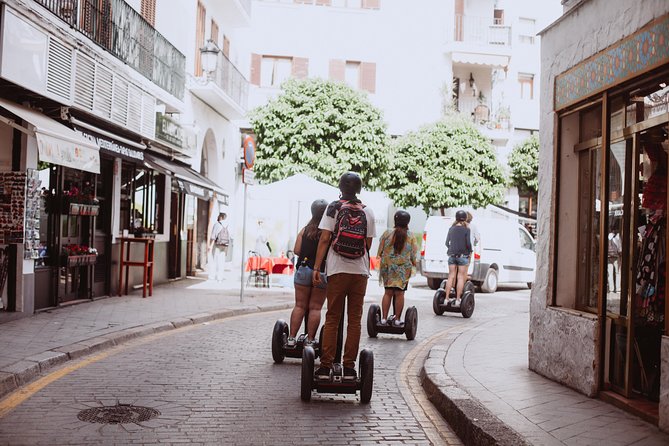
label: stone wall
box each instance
[532,0,669,409]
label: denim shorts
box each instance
[448,255,470,266]
[294,266,327,289]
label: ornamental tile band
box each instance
[554,13,669,111]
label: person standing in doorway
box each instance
[312,172,376,381]
[208,212,230,282]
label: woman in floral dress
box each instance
[377,210,418,326]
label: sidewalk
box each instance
[0,268,295,399]
[421,310,669,446]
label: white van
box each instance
[420,216,536,292]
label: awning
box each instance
[71,118,146,163]
[0,98,100,173]
[451,52,509,68]
[144,153,229,201]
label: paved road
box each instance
[0,280,531,445]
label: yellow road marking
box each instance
[0,350,114,418]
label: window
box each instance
[120,162,165,233]
[519,228,534,251]
[518,17,536,44]
[345,61,361,89]
[194,2,206,76]
[519,73,534,100]
[260,56,292,87]
[332,0,362,7]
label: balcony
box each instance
[448,14,512,67]
[189,52,249,119]
[457,96,511,138]
[34,0,185,100]
[209,0,252,28]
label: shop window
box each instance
[625,76,669,126]
[580,104,602,142]
[260,56,292,87]
[120,162,164,234]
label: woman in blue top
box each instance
[287,199,328,347]
[444,210,472,306]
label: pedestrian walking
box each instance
[287,199,329,347]
[207,212,230,282]
[444,210,472,306]
[312,172,376,381]
[377,210,417,326]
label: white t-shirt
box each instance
[319,200,376,277]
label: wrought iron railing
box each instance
[33,0,185,99]
[209,52,249,111]
[454,14,511,46]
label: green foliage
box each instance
[508,134,539,194]
[248,78,389,189]
[382,112,506,214]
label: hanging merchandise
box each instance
[635,214,665,326]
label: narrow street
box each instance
[0,280,531,445]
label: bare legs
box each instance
[381,288,405,320]
[445,264,457,298]
[455,265,468,300]
[290,284,326,340]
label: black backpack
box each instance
[331,200,367,259]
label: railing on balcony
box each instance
[209,52,249,111]
[34,0,185,100]
[454,14,511,46]
[457,96,511,131]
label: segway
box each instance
[271,316,324,363]
[432,278,475,318]
[366,299,417,340]
[301,308,374,403]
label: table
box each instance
[245,257,294,275]
[118,237,154,298]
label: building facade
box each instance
[531,0,669,430]
[0,0,250,316]
[240,0,560,217]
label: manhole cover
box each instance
[77,403,160,424]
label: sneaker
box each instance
[314,366,331,380]
[286,336,297,348]
[393,318,403,327]
[380,318,387,325]
[343,367,357,381]
[454,299,461,307]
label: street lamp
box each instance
[469,72,477,97]
[200,39,220,77]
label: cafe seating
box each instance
[246,251,269,288]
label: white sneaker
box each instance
[393,319,403,327]
[380,319,387,325]
[455,299,461,307]
[286,337,297,347]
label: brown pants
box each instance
[320,273,368,369]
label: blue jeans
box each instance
[448,255,470,266]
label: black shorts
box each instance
[385,285,408,292]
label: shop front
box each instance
[531,3,669,431]
[0,98,101,313]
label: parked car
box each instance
[420,215,536,292]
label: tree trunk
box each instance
[440,207,445,216]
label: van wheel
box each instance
[427,278,442,290]
[480,269,498,293]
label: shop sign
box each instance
[156,113,194,158]
[36,133,100,174]
[75,128,144,161]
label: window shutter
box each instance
[291,57,309,79]
[360,62,376,93]
[316,0,332,5]
[141,0,156,26]
[223,35,230,58]
[329,59,345,81]
[250,53,261,86]
[195,2,206,76]
[211,20,219,46]
[362,0,380,9]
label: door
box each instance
[93,157,113,297]
[516,227,536,283]
[168,189,184,279]
[605,124,666,405]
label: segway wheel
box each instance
[460,293,475,318]
[404,306,418,340]
[272,320,288,363]
[301,346,315,402]
[367,304,381,338]
[359,349,374,404]
[432,290,446,315]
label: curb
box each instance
[420,338,529,446]
[0,301,293,401]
